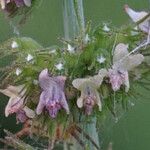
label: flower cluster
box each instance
[0,4,147,122]
[0,3,149,150]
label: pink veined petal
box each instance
[108,69,125,91]
[54,76,66,90]
[84,96,95,115]
[5,97,23,117]
[16,109,28,123]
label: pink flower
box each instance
[108,43,144,92]
[0,85,35,123]
[36,69,69,118]
[124,4,149,33]
[108,69,129,92]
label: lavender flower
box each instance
[36,69,69,118]
[108,43,144,92]
[0,85,35,123]
[72,69,107,115]
[0,0,31,9]
[124,4,149,33]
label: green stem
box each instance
[73,0,85,34]
[63,0,85,40]
[62,0,100,149]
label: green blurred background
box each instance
[0,0,150,149]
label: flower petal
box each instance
[72,78,87,90]
[113,43,129,64]
[39,68,54,90]
[60,93,70,114]
[36,92,46,115]
[54,76,66,90]
[23,106,35,118]
[0,0,5,9]
[91,69,108,87]
[0,85,25,98]
[5,98,13,117]
[23,0,31,7]
[124,4,148,22]
[5,97,23,117]
[124,72,130,92]
[124,5,149,33]
[95,91,102,111]
[77,97,84,108]
[122,54,144,71]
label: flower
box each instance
[0,0,31,9]
[15,68,22,76]
[55,63,64,71]
[36,69,69,118]
[0,85,35,122]
[97,55,106,64]
[124,4,149,33]
[84,34,90,44]
[26,54,33,62]
[11,41,18,49]
[103,24,110,32]
[108,43,144,92]
[67,44,75,53]
[72,69,107,115]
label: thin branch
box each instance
[75,125,100,150]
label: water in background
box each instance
[0,0,150,149]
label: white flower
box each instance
[131,31,139,36]
[134,26,138,30]
[97,55,106,64]
[33,80,39,85]
[55,63,64,70]
[15,68,22,76]
[103,24,110,32]
[11,41,19,49]
[67,44,75,53]
[84,34,90,44]
[26,54,33,62]
[72,69,108,114]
